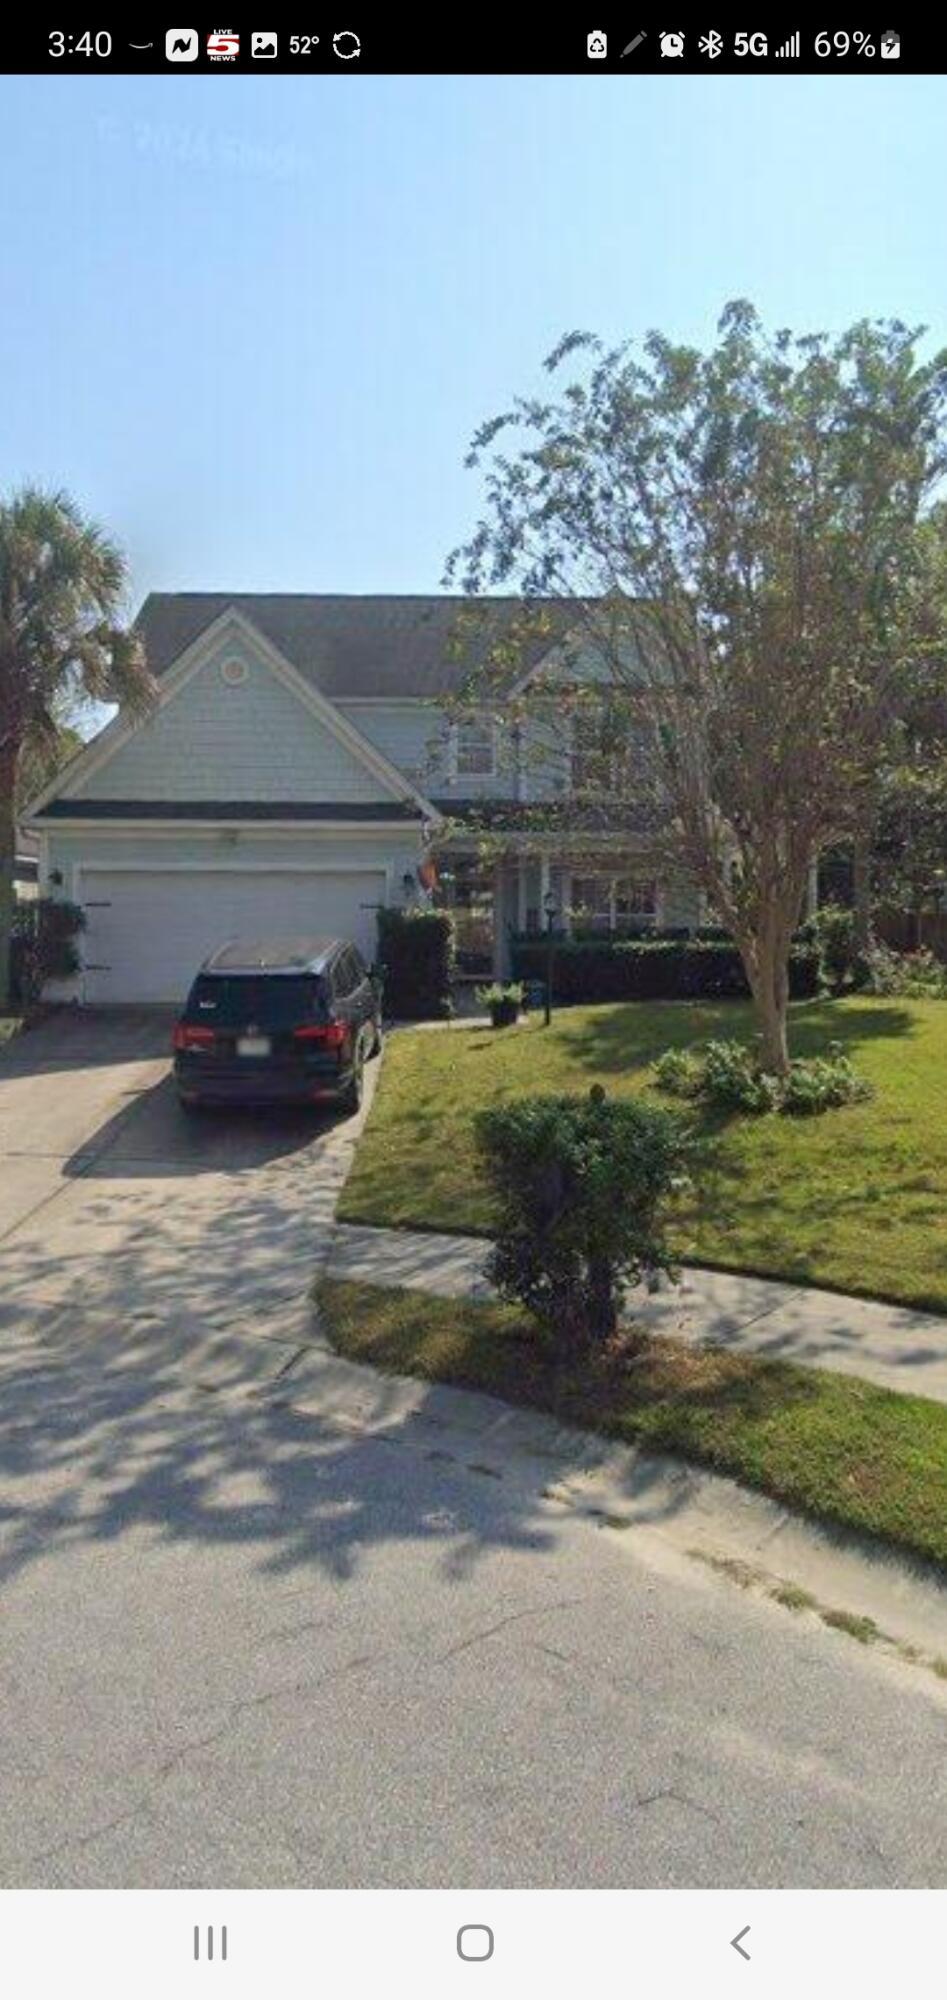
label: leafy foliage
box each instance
[865,941,947,998]
[450,304,947,1071]
[375,906,455,1019]
[475,1085,687,1354]
[799,901,865,995]
[653,1035,872,1117]
[511,934,819,1003]
[10,898,86,1008]
[475,981,524,1008]
[0,487,155,1005]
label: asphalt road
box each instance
[1,1011,946,1889]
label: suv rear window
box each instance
[186,973,328,1029]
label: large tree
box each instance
[448,304,947,1072]
[0,488,155,1005]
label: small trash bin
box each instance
[522,979,546,1014]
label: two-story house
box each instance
[24,594,701,1003]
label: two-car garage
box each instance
[77,867,388,1004]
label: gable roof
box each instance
[135,594,579,700]
[25,606,439,823]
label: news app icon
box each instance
[165,27,198,60]
[207,28,240,60]
[251,31,278,56]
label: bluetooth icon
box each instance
[699,29,724,57]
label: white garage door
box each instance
[80,867,387,1003]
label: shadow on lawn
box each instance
[555,997,918,1079]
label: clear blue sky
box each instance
[1,72,944,612]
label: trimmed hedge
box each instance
[510,935,820,1004]
[376,906,455,1020]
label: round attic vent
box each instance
[220,657,248,686]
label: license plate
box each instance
[236,1035,271,1058]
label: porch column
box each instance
[539,851,551,917]
[517,855,528,934]
[805,859,819,919]
[492,863,507,979]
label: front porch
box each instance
[433,844,702,982]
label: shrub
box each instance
[475,982,524,1008]
[652,1036,872,1117]
[652,1046,704,1098]
[10,898,86,1008]
[375,906,454,1019]
[474,1085,688,1356]
[702,1038,782,1113]
[799,902,865,994]
[509,935,819,1004]
[864,941,947,998]
[780,1049,873,1116]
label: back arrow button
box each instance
[730,1926,751,1961]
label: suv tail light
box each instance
[293,1020,347,1049]
[173,1022,217,1051]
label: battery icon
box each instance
[880,29,901,58]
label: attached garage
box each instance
[79,866,388,1004]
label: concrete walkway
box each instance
[328,1221,947,1407]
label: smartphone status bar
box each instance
[3,20,936,74]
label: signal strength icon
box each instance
[775,29,800,57]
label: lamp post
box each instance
[543,887,558,1027]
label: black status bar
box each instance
[5,21,936,75]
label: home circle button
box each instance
[457,1924,494,1962]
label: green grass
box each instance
[320,1276,947,1572]
[340,997,947,1314]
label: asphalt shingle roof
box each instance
[134,594,577,700]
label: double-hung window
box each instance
[453,715,496,779]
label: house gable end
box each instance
[30,611,434,816]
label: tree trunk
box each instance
[0,746,19,1013]
[746,932,791,1075]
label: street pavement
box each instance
[1,1010,947,1889]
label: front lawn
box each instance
[320,1277,947,1573]
[339,997,947,1314]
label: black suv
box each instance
[172,936,383,1113]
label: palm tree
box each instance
[0,488,156,1006]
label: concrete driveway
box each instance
[3,1011,947,1890]
[0,1007,355,1383]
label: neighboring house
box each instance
[23,593,701,1004]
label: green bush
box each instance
[375,907,455,1020]
[475,982,524,1008]
[653,1036,872,1117]
[474,1085,688,1356]
[652,1046,704,1098]
[799,902,865,994]
[10,898,85,1007]
[864,941,947,998]
[702,1038,782,1112]
[510,934,820,1004]
[780,1048,874,1116]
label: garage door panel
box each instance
[80,869,387,1003]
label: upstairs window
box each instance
[453,715,496,778]
[571,705,634,793]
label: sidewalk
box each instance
[328,1221,947,1407]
